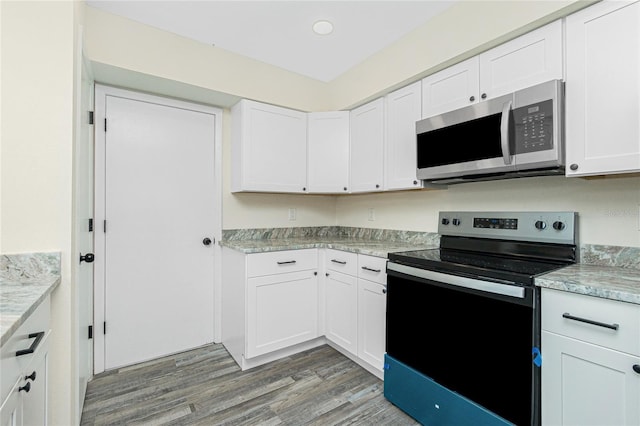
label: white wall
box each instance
[0,1,82,425]
[336,176,640,247]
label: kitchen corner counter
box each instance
[220,237,438,258]
[536,263,640,305]
[220,226,441,258]
[0,252,61,346]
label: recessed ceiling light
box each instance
[312,20,334,36]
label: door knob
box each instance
[80,253,94,263]
[202,238,213,246]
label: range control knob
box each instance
[452,218,461,226]
[553,221,566,231]
[441,218,450,225]
[535,220,547,230]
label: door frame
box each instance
[93,84,223,374]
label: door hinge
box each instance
[88,218,93,232]
[104,118,107,132]
[88,325,93,339]
[104,322,107,335]
[104,220,107,233]
[88,111,94,125]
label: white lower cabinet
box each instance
[541,288,640,425]
[0,297,51,426]
[324,250,387,378]
[325,270,358,355]
[357,278,386,372]
[247,269,319,358]
[222,248,321,370]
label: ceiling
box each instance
[85,1,458,82]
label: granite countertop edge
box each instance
[219,238,438,258]
[535,264,640,305]
[1,252,62,347]
[0,276,61,347]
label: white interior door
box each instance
[94,86,220,370]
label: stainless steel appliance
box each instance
[416,80,565,184]
[384,211,578,426]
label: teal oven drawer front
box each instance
[383,354,513,426]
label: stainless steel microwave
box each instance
[416,79,565,184]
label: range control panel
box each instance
[438,211,577,245]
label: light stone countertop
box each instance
[0,253,61,346]
[535,263,640,305]
[220,237,439,258]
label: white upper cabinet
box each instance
[422,20,563,119]
[385,81,423,191]
[478,19,563,100]
[350,98,385,193]
[565,0,640,177]
[231,99,308,193]
[307,111,350,194]
[422,57,480,119]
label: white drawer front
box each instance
[1,297,50,403]
[247,248,318,277]
[326,249,358,275]
[358,254,388,285]
[542,288,640,356]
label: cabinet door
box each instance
[307,111,350,193]
[565,0,640,176]
[479,20,563,100]
[421,56,480,119]
[357,279,387,372]
[542,331,640,426]
[0,380,22,426]
[325,270,358,355]
[350,98,385,193]
[231,99,308,193]
[21,336,48,426]
[246,270,318,358]
[385,81,422,191]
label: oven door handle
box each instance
[387,262,525,299]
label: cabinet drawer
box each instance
[326,249,358,275]
[247,249,318,277]
[1,297,50,404]
[358,255,388,285]
[542,288,640,355]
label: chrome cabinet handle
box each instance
[361,266,381,273]
[277,260,296,265]
[562,313,619,331]
[331,259,347,265]
[633,365,640,374]
[16,332,45,357]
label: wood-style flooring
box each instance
[80,343,420,425]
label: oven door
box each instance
[384,262,540,426]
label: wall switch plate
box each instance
[368,208,375,221]
[288,208,296,221]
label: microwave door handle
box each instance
[500,101,513,165]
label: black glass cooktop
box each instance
[388,234,578,286]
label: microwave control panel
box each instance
[513,99,554,154]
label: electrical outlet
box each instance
[368,208,375,221]
[288,208,296,221]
